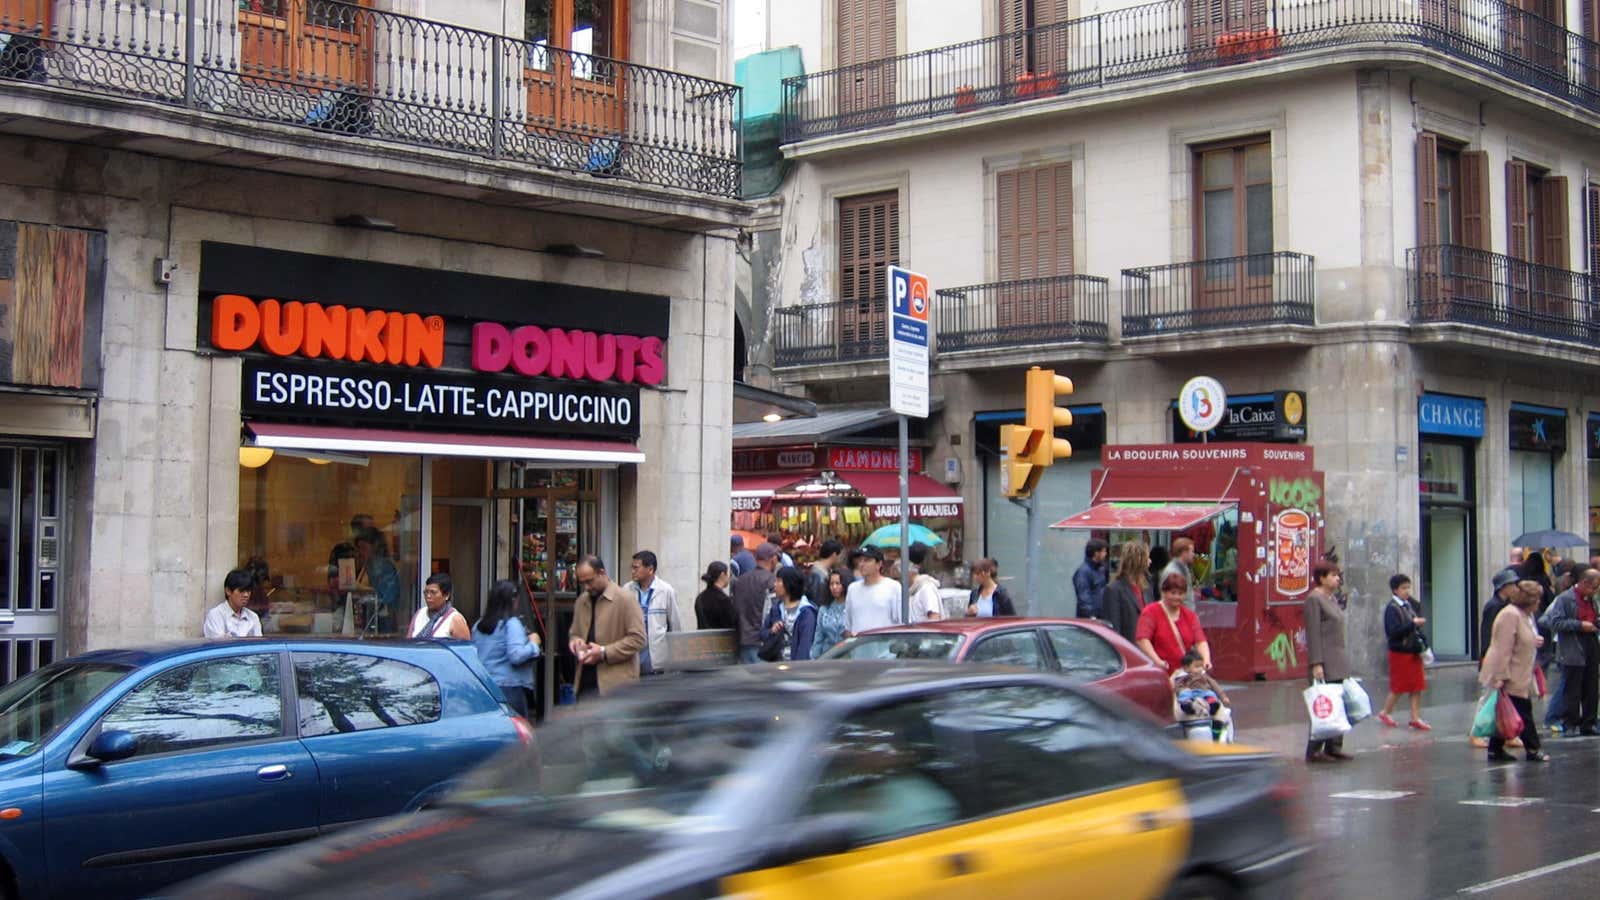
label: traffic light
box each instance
[1024,366,1074,467]
[1000,423,1042,498]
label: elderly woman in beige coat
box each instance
[1305,563,1354,762]
[1480,580,1551,763]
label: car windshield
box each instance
[451,697,783,833]
[821,633,963,661]
[0,662,132,758]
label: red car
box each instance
[819,617,1173,721]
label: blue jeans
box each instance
[739,645,761,664]
[1544,662,1566,726]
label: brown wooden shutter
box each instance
[996,164,1072,329]
[1507,160,1530,262]
[1460,150,1491,251]
[1416,133,1440,247]
[837,191,899,349]
[1587,183,1600,275]
[997,170,1021,282]
[1540,176,1569,267]
[838,0,896,114]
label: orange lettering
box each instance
[405,314,445,368]
[258,300,305,357]
[303,304,348,359]
[383,311,405,364]
[210,294,260,351]
[345,308,388,364]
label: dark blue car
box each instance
[0,638,531,900]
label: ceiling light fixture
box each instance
[542,242,606,259]
[335,214,398,231]
[762,412,783,423]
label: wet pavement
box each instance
[1224,664,1600,899]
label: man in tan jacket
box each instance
[569,555,646,700]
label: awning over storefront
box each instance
[1050,502,1234,531]
[244,422,645,464]
[834,472,963,518]
[731,473,804,497]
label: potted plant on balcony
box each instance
[1216,28,1281,65]
[954,84,977,111]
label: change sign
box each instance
[887,266,930,419]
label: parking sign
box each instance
[886,266,929,418]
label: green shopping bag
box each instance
[1470,689,1499,739]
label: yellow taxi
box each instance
[173,663,1305,900]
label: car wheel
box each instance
[1161,873,1242,900]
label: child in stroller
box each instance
[1172,649,1234,742]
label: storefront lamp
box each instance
[762,412,783,423]
[238,446,274,468]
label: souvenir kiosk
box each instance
[1052,443,1327,681]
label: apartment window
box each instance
[525,1,626,67]
[1415,134,1490,250]
[1503,0,1566,75]
[837,0,897,113]
[1587,183,1600,277]
[1187,0,1269,50]
[838,192,900,352]
[1196,139,1271,261]
[1506,161,1568,268]
[1000,0,1073,80]
[996,163,1073,328]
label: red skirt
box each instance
[1388,650,1426,693]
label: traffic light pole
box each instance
[898,414,912,625]
[1008,494,1042,616]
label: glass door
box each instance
[1421,506,1473,659]
[1,445,65,686]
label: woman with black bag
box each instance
[1377,573,1430,730]
[759,567,817,661]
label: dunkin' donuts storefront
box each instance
[201,243,679,716]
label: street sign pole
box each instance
[886,265,931,625]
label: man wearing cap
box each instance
[1481,569,1522,659]
[730,535,756,577]
[732,542,779,663]
[844,545,903,636]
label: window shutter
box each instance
[1416,133,1440,247]
[1460,150,1491,251]
[1507,160,1530,262]
[1054,162,1074,277]
[997,170,1021,282]
[1587,183,1600,275]
[836,191,899,348]
[1539,175,1569,268]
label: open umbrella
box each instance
[1512,529,1590,548]
[861,523,943,549]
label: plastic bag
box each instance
[1304,682,1351,741]
[1421,648,1436,666]
[1471,689,1499,739]
[1343,678,1372,724]
[1495,691,1524,740]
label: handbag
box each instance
[1303,681,1351,741]
[1495,690,1524,739]
[1533,664,1548,698]
[758,621,787,662]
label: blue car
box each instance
[0,638,531,900]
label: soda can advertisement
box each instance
[1274,509,1312,596]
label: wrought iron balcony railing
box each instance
[783,0,1600,143]
[0,0,742,198]
[772,300,890,367]
[1407,245,1599,343]
[935,274,1110,353]
[1121,251,1316,337]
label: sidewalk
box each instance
[1223,662,1499,756]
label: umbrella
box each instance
[861,523,943,549]
[1512,529,1590,549]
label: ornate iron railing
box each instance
[0,0,742,198]
[1408,245,1598,343]
[771,300,890,367]
[935,274,1110,352]
[783,0,1600,142]
[1121,251,1315,336]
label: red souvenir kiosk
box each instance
[1052,443,1327,681]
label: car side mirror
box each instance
[86,730,139,764]
[755,813,868,868]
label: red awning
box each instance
[837,471,963,506]
[245,422,644,463]
[1050,502,1234,531]
[731,473,806,498]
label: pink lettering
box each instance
[547,328,585,380]
[471,322,512,371]
[583,332,617,382]
[636,337,665,386]
[614,335,641,382]
[511,325,550,377]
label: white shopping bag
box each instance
[1304,681,1351,741]
[1343,677,1372,724]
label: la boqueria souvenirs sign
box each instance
[198,243,670,440]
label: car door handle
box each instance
[942,852,979,877]
[257,764,292,782]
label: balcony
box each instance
[935,274,1110,353]
[772,300,887,368]
[0,1,741,198]
[1121,251,1315,337]
[1408,245,1598,344]
[782,0,1600,144]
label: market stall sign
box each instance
[1101,443,1314,468]
[1509,402,1567,453]
[1172,391,1306,443]
[732,446,819,472]
[242,358,640,440]
[828,447,923,471]
[870,502,961,518]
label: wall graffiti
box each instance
[1269,476,1322,513]
[1266,631,1298,673]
